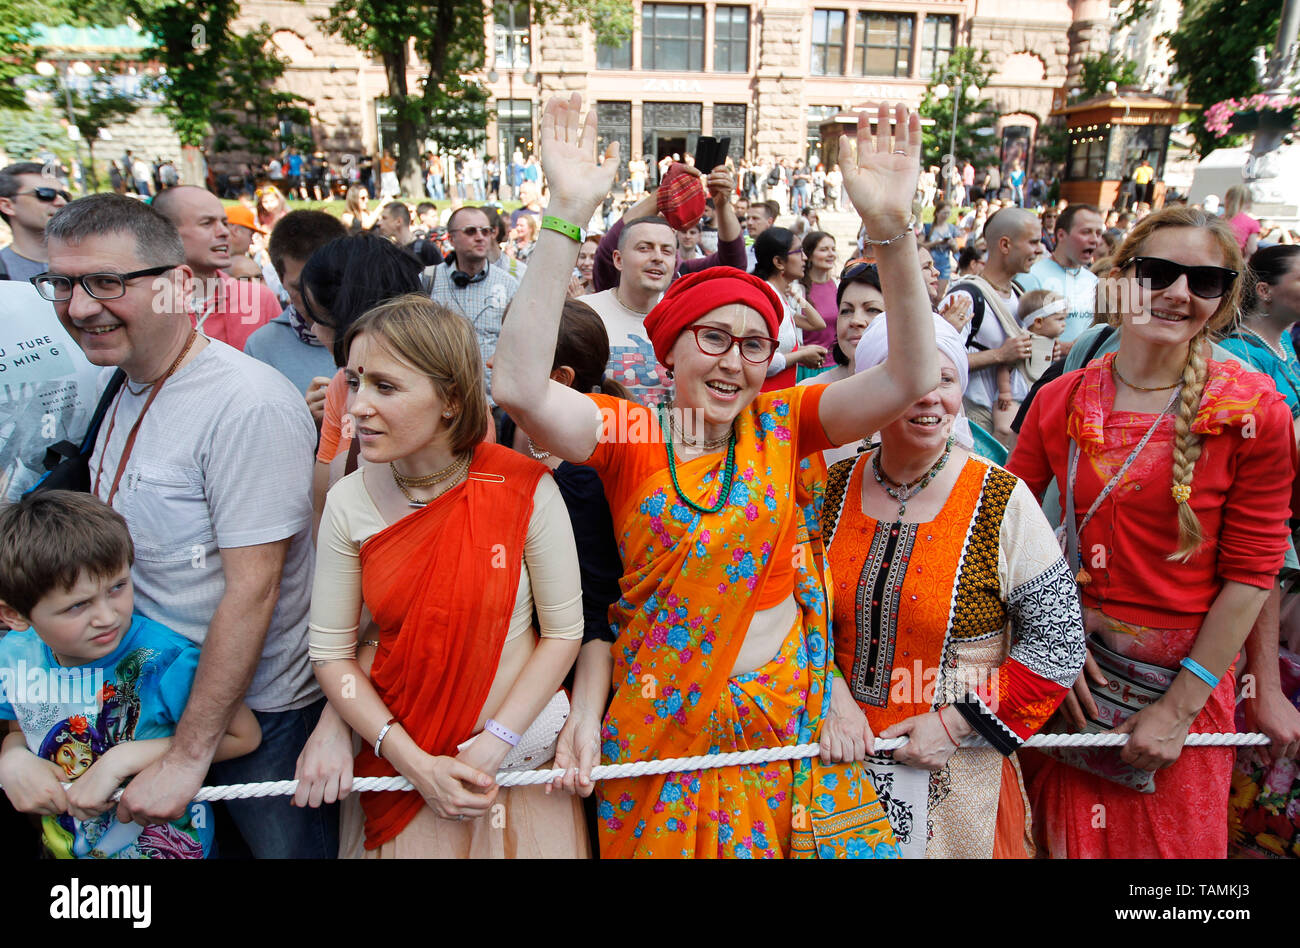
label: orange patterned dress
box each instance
[582,386,898,858]
[821,451,1085,857]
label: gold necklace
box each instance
[666,398,732,451]
[1110,359,1181,392]
[391,452,469,507]
[390,453,466,488]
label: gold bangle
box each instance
[361,638,379,648]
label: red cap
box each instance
[643,268,782,366]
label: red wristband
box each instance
[938,707,959,747]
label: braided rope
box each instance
[179,731,1273,801]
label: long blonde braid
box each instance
[1168,329,1210,561]
[1100,207,1244,562]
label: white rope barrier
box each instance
[178,731,1274,801]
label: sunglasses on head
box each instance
[1131,256,1236,300]
[17,187,71,203]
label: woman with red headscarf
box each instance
[495,94,937,858]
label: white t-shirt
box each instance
[1016,256,1099,344]
[583,288,672,406]
[90,338,318,712]
[0,282,107,503]
[766,280,803,377]
[943,281,1028,411]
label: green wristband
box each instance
[541,215,582,242]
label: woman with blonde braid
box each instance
[1008,206,1296,858]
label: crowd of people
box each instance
[0,92,1298,861]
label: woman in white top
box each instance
[752,226,826,390]
[305,293,587,858]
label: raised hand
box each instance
[538,93,620,220]
[838,102,922,237]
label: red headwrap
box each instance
[656,162,707,233]
[643,268,783,365]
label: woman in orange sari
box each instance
[496,94,937,858]
[307,294,588,857]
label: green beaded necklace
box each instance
[659,402,739,515]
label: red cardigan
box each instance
[1007,353,1295,629]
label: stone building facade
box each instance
[221,0,1109,174]
[34,1,1119,176]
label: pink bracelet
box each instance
[484,718,520,747]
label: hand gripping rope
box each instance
[144,732,1273,802]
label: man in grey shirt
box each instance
[0,162,68,282]
[42,194,338,857]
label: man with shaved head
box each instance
[941,207,1040,440]
[152,185,279,350]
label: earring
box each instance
[442,410,454,419]
[664,367,674,380]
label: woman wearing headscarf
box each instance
[495,93,937,858]
[816,312,1085,857]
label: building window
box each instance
[855,12,913,77]
[596,101,632,180]
[810,9,846,76]
[598,32,632,69]
[498,98,534,160]
[493,1,530,69]
[642,3,705,71]
[920,14,956,79]
[713,6,749,73]
[807,105,840,165]
[712,103,747,162]
[1067,128,1109,180]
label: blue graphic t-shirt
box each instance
[0,613,214,858]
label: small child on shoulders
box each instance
[994,289,1067,446]
[0,491,259,859]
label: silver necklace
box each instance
[1241,326,1286,361]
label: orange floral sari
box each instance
[583,387,898,858]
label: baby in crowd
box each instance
[995,289,1066,443]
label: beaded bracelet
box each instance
[541,215,581,242]
[861,216,916,247]
[1180,657,1220,688]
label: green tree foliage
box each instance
[36,72,140,187]
[917,47,999,170]
[210,25,312,161]
[131,0,239,147]
[1169,0,1283,156]
[1079,52,1142,99]
[0,2,41,110]
[0,0,134,111]
[319,0,633,196]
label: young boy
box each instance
[0,491,260,859]
[994,289,1066,445]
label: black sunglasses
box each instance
[1131,256,1237,300]
[16,187,72,203]
[840,261,879,281]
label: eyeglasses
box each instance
[31,266,176,302]
[16,187,71,203]
[687,325,778,363]
[1131,256,1237,300]
[452,226,493,238]
[783,247,804,257]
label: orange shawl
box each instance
[353,443,547,848]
